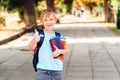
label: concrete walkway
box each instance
[0,11,120,80]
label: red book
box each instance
[49,37,64,60]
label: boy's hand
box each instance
[52,45,61,57]
[35,29,40,42]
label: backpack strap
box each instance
[33,29,44,72]
[37,29,44,48]
[55,32,61,37]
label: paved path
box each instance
[0,11,120,80]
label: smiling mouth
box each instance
[47,25,52,27]
[47,25,51,26]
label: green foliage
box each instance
[37,0,46,12]
[110,0,119,12]
[0,0,9,10]
[117,5,120,20]
[62,4,67,14]
[7,0,24,12]
[0,0,23,11]
[0,16,5,26]
[117,3,120,29]
[18,8,24,19]
[64,0,73,12]
[86,2,97,8]
[0,0,24,18]
[55,0,69,14]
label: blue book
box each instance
[49,37,63,59]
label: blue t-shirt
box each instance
[37,31,63,71]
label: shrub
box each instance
[0,16,5,26]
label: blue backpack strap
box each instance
[37,29,44,48]
[33,29,44,72]
[55,32,61,37]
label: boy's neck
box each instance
[44,29,54,34]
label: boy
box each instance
[28,9,69,80]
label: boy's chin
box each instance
[45,27,53,30]
[47,26,53,29]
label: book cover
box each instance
[49,37,63,51]
[49,37,65,60]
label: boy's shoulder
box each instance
[37,29,61,37]
[37,29,43,32]
[55,32,61,37]
[37,29,44,36]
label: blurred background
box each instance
[1,0,120,80]
[0,0,120,31]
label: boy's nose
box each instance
[47,21,51,24]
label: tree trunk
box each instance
[104,0,108,22]
[23,0,37,29]
[46,0,55,11]
[104,0,114,22]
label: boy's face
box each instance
[41,14,56,30]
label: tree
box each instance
[0,0,74,29]
[46,0,55,11]
[104,0,114,22]
[64,0,73,12]
[0,0,58,29]
[0,0,37,30]
[23,0,37,28]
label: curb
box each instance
[0,30,26,45]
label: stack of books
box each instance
[49,37,66,60]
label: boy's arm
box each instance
[28,37,37,51]
[28,30,40,51]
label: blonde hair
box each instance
[40,9,57,22]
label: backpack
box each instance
[33,29,61,72]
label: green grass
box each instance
[93,16,120,35]
[106,23,120,35]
